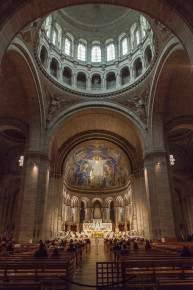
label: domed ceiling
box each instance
[60,5,130,28]
[63,140,130,192]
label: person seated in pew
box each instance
[6,241,14,252]
[179,245,192,271]
[121,243,130,254]
[145,240,152,250]
[180,245,192,257]
[113,243,121,250]
[133,241,139,250]
[67,244,76,252]
[34,243,48,257]
[51,248,60,257]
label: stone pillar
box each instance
[106,208,110,221]
[130,172,150,238]
[16,153,50,243]
[144,152,176,241]
[114,206,118,229]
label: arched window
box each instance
[55,23,62,49]
[52,30,57,46]
[40,46,48,68]
[122,37,128,56]
[133,58,142,78]
[130,23,139,50]
[136,30,140,45]
[50,58,59,78]
[78,43,86,61]
[92,74,101,90]
[63,67,72,85]
[107,43,115,61]
[144,45,152,67]
[64,38,71,56]
[140,15,148,38]
[77,72,86,89]
[106,72,116,89]
[91,46,101,62]
[121,67,130,85]
[52,23,62,49]
[44,15,52,38]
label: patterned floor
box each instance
[70,238,112,290]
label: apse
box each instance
[63,140,131,191]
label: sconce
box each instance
[30,161,39,167]
[155,161,165,166]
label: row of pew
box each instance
[102,241,193,289]
[0,242,89,289]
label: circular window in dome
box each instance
[63,140,131,192]
[37,4,155,96]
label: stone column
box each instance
[106,208,110,221]
[16,153,50,242]
[114,206,118,229]
[144,152,176,241]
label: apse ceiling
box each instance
[63,140,131,192]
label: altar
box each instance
[83,219,112,235]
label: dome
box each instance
[37,5,155,96]
[63,140,131,192]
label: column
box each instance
[144,151,176,241]
[17,153,50,242]
[114,206,118,229]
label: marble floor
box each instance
[70,238,113,290]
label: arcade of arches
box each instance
[0,1,193,243]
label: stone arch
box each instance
[149,41,192,150]
[2,40,44,151]
[106,71,116,89]
[144,45,152,68]
[91,73,101,90]
[120,66,130,85]
[77,72,86,89]
[40,45,48,68]
[116,196,123,206]
[133,57,142,78]
[63,67,72,85]
[50,58,59,78]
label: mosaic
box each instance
[63,140,130,191]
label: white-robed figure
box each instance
[70,231,75,239]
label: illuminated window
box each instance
[169,155,175,166]
[122,38,128,55]
[78,43,86,61]
[65,38,71,56]
[19,156,24,167]
[91,46,101,62]
[136,30,140,45]
[52,30,57,45]
[107,43,115,61]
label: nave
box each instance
[1,237,193,289]
[70,238,113,290]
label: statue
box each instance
[45,86,66,121]
[127,95,147,122]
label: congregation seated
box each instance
[145,240,152,249]
[133,241,139,250]
[6,241,14,252]
[34,243,48,257]
[51,248,60,257]
[180,245,192,257]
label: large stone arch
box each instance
[1,42,44,152]
[47,108,145,159]
[149,41,193,151]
